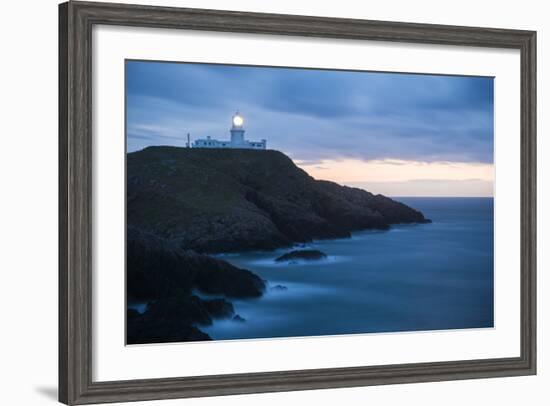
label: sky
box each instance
[126,60,494,197]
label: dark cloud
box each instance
[126,61,494,163]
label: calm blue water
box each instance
[202,197,494,340]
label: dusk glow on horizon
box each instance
[296,158,494,197]
[126,60,494,197]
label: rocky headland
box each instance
[126,147,431,344]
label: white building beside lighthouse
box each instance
[192,112,266,149]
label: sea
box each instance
[201,197,494,341]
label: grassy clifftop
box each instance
[127,147,429,253]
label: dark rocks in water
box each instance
[202,298,235,319]
[127,226,265,302]
[143,295,213,326]
[127,147,431,253]
[192,255,266,298]
[232,314,246,323]
[127,295,236,344]
[127,307,211,345]
[126,228,264,344]
[271,284,288,291]
[275,249,327,262]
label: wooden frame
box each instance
[59,1,536,404]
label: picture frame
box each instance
[59,1,536,404]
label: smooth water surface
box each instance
[202,197,494,340]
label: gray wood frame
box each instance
[59,1,537,404]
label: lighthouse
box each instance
[230,112,246,146]
[192,112,267,149]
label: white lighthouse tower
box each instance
[230,112,245,146]
[192,111,266,149]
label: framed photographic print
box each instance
[59,1,536,404]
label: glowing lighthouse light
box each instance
[232,114,244,127]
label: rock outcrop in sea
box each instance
[275,249,327,263]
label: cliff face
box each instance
[127,226,266,302]
[127,147,429,253]
[126,226,265,344]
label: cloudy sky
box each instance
[126,60,494,197]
